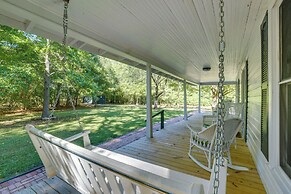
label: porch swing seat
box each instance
[187,118,248,172]
[25,124,228,194]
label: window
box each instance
[280,0,291,178]
[261,13,269,160]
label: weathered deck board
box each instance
[15,177,80,194]
[115,116,266,194]
[43,177,80,194]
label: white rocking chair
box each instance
[188,118,248,172]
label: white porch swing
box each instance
[25,0,229,193]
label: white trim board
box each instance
[247,141,291,194]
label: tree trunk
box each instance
[55,84,61,108]
[151,75,167,109]
[154,99,158,109]
[66,97,70,107]
[92,96,97,107]
[56,97,60,108]
[136,96,139,105]
[177,83,181,108]
[152,76,159,109]
[41,39,51,119]
[74,93,78,107]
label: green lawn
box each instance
[0,105,184,181]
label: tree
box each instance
[201,85,236,108]
[41,39,51,119]
[151,74,167,109]
[0,24,112,111]
[101,58,146,105]
[0,25,45,109]
[1,24,205,111]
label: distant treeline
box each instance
[0,24,235,112]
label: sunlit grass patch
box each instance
[0,105,183,181]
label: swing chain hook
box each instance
[213,0,226,193]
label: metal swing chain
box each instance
[45,87,62,130]
[61,0,83,130]
[44,0,82,130]
[213,0,226,193]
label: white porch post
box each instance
[198,84,201,113]
[146,63,153,138]
[235,80,239,103]
[183,79,187,120]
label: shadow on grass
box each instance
[0,105,183,181]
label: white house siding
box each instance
[242,1,291,193]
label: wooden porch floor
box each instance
[15,176,80,194]
[115,115,266,194]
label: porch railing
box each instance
[145,110,165,129]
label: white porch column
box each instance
[183,79,187,120]
[235,80,239,103]
[198,84,201,113]
[146,63,153,138]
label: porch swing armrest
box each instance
[65,130,92,149]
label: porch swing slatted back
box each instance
[26,124,215,194]
[29,128,165,193]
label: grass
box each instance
[0,105,185,181]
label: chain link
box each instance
[61,0,83,129]
[62,0,69,59]
[213,0,226,193]
[46,0,83,130]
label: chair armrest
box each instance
[197,124,216,141]
[186,123,201,135]
[65,130,92,149]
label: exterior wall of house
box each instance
[239,0,291,193]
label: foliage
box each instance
[0,25,110,110]
[0,24,237,111]
[200,85,236,108]
[101,58,146,105]
[152,74,167,109]
[0,25,44,109]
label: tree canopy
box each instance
[0,24,236,112]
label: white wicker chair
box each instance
[187,118,248,172]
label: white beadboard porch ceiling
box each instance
[0,0,268,84]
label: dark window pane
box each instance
[280,0,291,178]
[280,84,291,178]
[288,85,291,166]
[281,0,291,80]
